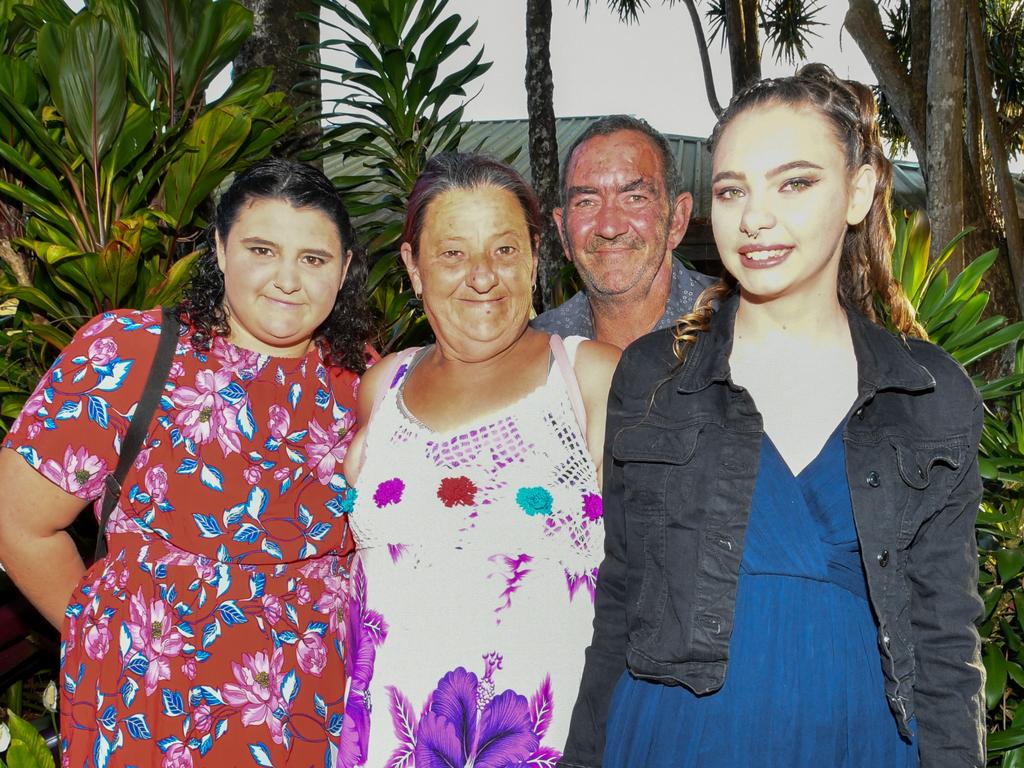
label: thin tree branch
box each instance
[679,0,723,116]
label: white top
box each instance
[340,336,604,767]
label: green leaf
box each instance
[160,105,251,227]
[991,723,1024,752]
[998,548,1024,583]
[208,66,272,109]
[138,0,190,90]
[5,708,55,768]
[954,322,1024,366]
[178,1,252,110]
[53,12,127,168]
[986,643,1010,709]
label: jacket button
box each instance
[866,470,880,487]
[877,549,889,567]
[855,407,865,420]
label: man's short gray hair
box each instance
[560,115,682,206]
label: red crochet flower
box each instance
[437,476,478,508]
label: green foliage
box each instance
[307,0,490,353]
[0,708,54,768]
[0,0,294,431]
[889,211,1024,765]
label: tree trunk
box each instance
[235,0,321,159]
[723,0,761,95]
[925,0,966,268]
[845,0,926,164]
[967,0,1024,315]
[525,0,562,312]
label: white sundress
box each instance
[339,335,604,768]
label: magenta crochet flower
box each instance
[373,478,405,507]
[583,492,603,522]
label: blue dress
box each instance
[603,426,917,767]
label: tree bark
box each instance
[525,0,563,312]
[967,0,1024,314]
[724,0,761,95]
[845,0,926,164]
[925,0,966,267]
[234,0,321,159]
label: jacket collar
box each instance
[675,292,936,395]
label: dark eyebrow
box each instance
[620,177,656,194]
[712,160,825,186]
[241,236,335,260]
[567,185,599,199]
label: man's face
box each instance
[554,129,691,300]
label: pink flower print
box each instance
[169,360,185,379]
[169,368,242,456]
[297,631,327,677]
[87,337,118,366]
[313,575,349,638]
[181,657,198,681]
[306,412,356,485]
[261,594,283,626]
[125,589,185,694]
[192,703,213,734]
[222,648,287,741]
[82,612,111,661]
[295,582,312,606]
[583,492,603,522]
[267,404,291,440]
[133,447,152,470]
[211,335,262,375]
[145,465,169,503]
[161,742,194,768]
[243,465,263,485]
[373,478,405,508]
[40,446,108,499]
[273,466,290,481]
[81,315,116,338]
[25,422,41,440]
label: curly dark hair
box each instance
[176,157,373,373]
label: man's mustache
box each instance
[584,234,645,252]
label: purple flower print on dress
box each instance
[296,631,328,677]
[374,478,405,508]
[40,446,108,499]
[82,611,111,661]
[582,492,602,522]
[145,465,169,503]
[161,742,194,768]
[516,487,553,517]
[210,335,262,376]
[170,368,242,456]
[413,664,539,767]
[488,554,533,616]
[565,567,600,603]
[339,559,387,768]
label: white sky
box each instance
[443,0,878,140]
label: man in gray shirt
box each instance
[533,115,714,348]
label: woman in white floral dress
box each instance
[342,153,620,768]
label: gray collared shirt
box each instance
[531,259,715,340]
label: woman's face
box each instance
[216,197,349,357]
[401,185,538,360]
[711,103,875,305]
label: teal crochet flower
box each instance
[516,486,553,516]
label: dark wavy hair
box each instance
[402,152,543,260]
[176,157,373,373]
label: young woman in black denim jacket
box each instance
[560,65,985,768]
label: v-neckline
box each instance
[762,418,846,481]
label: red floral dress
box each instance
[4,309,358,768]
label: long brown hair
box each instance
[672,63,925,362]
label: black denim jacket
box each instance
[560,295,985,768]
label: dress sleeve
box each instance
[3,309,164,506]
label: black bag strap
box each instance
[94,307,179,562]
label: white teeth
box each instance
[745,249,787,261]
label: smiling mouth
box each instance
[738,246,792,266]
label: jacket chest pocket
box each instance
[890,438,965,545]
[612,422,705,642]
[612,422,705,515]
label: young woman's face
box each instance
[216,197,349,357]
[400,184,537,360]
[710,103,875,305]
